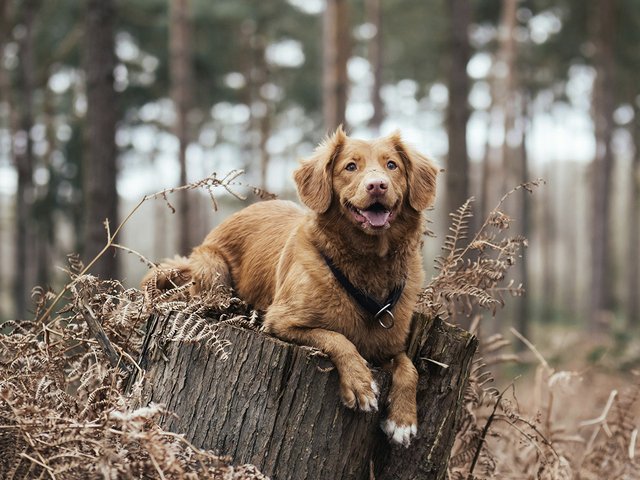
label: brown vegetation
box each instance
[1,174,638,479]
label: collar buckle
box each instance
[374,303,395,329]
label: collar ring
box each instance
[375,304,395,329]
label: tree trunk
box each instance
[516,94,531,347]
[541,162,556,322]
[0,0,9,321]
[589,0,616,330]
[479,114,493,221]
[445,0,471,217]
[13,0,38,319]
[83,0,119,280]
[323,0,350,132]
[169,0,194,255]
[138,313,477,480]
[497,0,518,198]
[628,108,640,327]
[366,0,383,133]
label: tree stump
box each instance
[137,313,477,480]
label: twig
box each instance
[509,327,552,374]
[19,452,58,479]
[36,170,248,324]
[579,390,617,427]
[112,243,156,269]
[457,180,542,261]
[467,383,512,479]
[79,300,126,371]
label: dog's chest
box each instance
[321,273,413,362]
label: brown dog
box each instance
[143,127,438,446]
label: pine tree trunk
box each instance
[628,108,640,327]
[137,313,477,480]
[516,94,531,346]
[170,0,194,255]
[0,0,10,321]
[83,0,119,280]
[323,0,350,131]
[367,0,383,133]
[14,0,38,318]
[541,162,557,322]
[497,0,518,198]
[446,0,471,217]
[589,0,616,330]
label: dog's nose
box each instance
[366,178,388,195]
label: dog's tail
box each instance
[141,255,192,291]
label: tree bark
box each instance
[169,0,194,255]
[446,0,471,217]
[13,0,38,319]
[138,313,477,480]
[589,0,616,330]
[366,0,383,133]
[497,0,518,197]
[516,94,531,348]
[83,0,119,280]
[541,162,557,322]
[323,0,350,132]
[0,0,9,321]
[628,107,640,327]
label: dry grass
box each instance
[1,173,638,479]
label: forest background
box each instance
[0,0,639,369]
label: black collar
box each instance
[320,252,405,329]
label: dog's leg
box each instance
[381,352,418,447]
[188,243,233,296]
[266,322,379,412]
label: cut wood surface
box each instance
[138,313,477,480]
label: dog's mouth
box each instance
[347,201,396,229]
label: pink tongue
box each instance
[361,210,390,227]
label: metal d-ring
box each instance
[374,304,395,329]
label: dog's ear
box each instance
[294,126,347,213]
[389,132,439,211]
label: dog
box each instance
[143,127,438,446]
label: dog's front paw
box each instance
[381,419,417,447]
[339,368,379,412]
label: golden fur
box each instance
[143,127,439,446]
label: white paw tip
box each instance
[381,420,417,448]
[371,381,379,396]
[341,398,355,410]
[381,419,396,436]
[361,395,378,412]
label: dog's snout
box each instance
[366,178,388,195]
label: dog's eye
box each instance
[345,162,357,172]
[386,160,398,170]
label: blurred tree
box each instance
[323,0,350,131]
[629,106,640,327]
[169,0,194,254]
[13,0,39,318]
[612,0,640,327]
[497,0,518,196]
[366,0,383,132]
[445,0,471,219]
[83,0,119,280]
[240,14,271,191]
[0,0,9,320]
[379,0,445,86]
[516,92,532,344]
[589,0,616,330]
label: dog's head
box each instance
[294,126,439,235]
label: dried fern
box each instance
[419,181,541,320]
[0,171,269,479]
